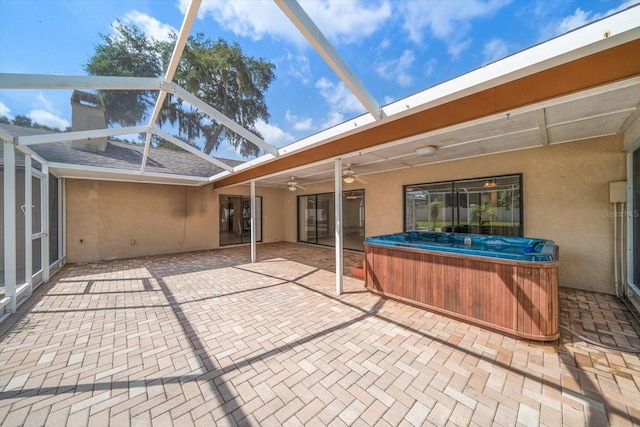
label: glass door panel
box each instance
[31,172,44,283]
[297,191,365,250]
[219,195,262,246]
[49,175,59,264]
[316,194,334,247]
[634,149,639,285]
[15,151,26,285]
[343,190,365,251]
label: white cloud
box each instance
[483,38,508,63]
[556,8,591,34]
[280,53,312,85]
[183,0,302,44]
[28,110,70,130]
[316,77,365,129]
[375,49,415,87]
[254,119,295,148]
[400,0,510,57]
[286,110,313,131]
[300,0,392,44]
[25,92,70,130]
[316,77,363,114]
[122,10,178,42]
[0,101,12,118]
[36,93,55,112]
[183,0,390,46]
[321,111,345,129]
[541,1,639,40]
[424,58,437,77]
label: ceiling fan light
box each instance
[288,185,297,191]
[343,176,355,184]
[415,144,437,156]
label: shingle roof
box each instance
[0,123,242,177]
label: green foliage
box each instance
[85,23,276,157]
[3,115,65,132]
[429,199,443,230]
[469,202,496,225]
[12,115,32,127]
[85,22,162,126]
[136,132,198,151]
[498,190,520,210]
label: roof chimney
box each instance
[71,90,108,152]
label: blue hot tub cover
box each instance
[365,232,557,262]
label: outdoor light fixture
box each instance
[483,179,497,188]
[415,144,437,156]
[343,176,355,184]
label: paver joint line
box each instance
[0,243,638,427]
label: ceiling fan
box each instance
[287,177,307,192]
[343,164,368,184]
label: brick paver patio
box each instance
[1,242,639,426]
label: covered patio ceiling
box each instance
[1,1,639,188]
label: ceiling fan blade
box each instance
[355,176,368,184]
[297,184,307,190]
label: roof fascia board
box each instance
[173,85,279,156]
[0,73,163,90]
[151,128,234,172]
[48,162,210,186]
[141,0,201,173]
[274,0,381,120]
[355,76,640,157]
[16,126,149,146]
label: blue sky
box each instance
[0,0,637,160]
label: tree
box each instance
[429,199,443,230]
[470,202,495,226]
[85,22,162,126]
[85,23,276,157]
[12,115,32,127]
[136,133,198,152]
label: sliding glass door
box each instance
[298,190,365,251]
[219,195,262,246]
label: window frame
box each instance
[403,173,523,236]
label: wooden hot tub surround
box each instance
[364,242,559,341]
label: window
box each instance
[298,190,365,251]
[404,174,522,236]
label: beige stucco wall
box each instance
[66,180,286,263]
[282,135,626,294]
[65,135,625,293]
[66,180,218,263]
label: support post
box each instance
[3,141,17,313]
[335,158,343,295]
[43,164,50,282]
[24,156,32,295]
[250,180,256,263]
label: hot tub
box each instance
[364,232,559,341]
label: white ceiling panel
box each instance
[548,111,633,143]
[545,84,640,126]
